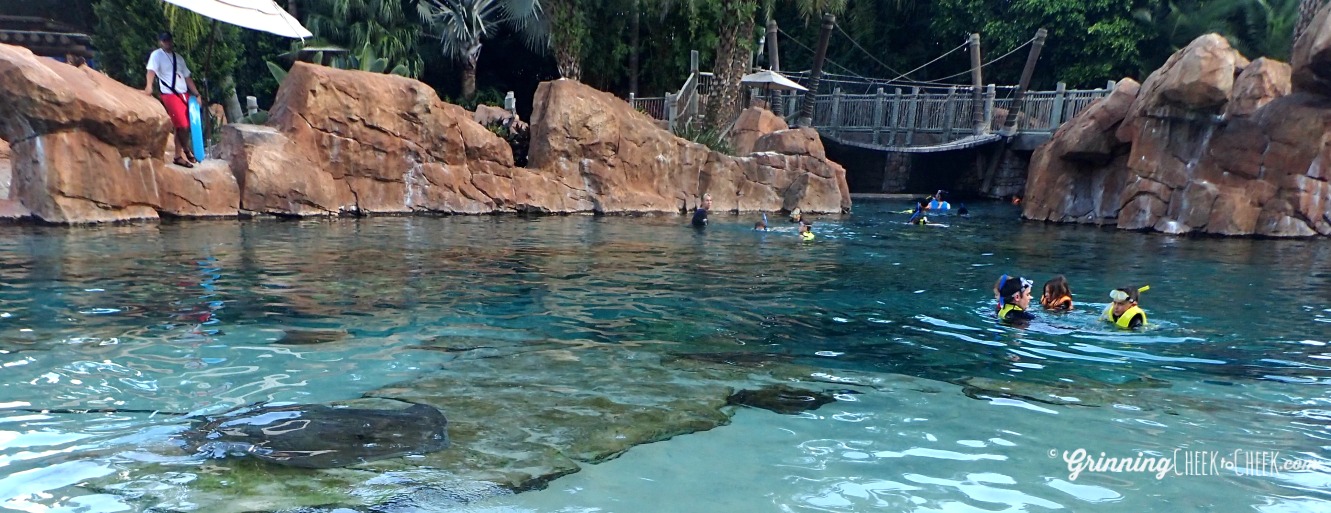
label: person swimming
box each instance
[927,190,951,210]
[1102,285,1148,329]
[799,222,815,241]
[996,275,1036,324]
[908,199,930,225]
[957,204,970,217]
[1040,275,1073,311]
[691,193,712,228]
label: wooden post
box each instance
[1002,28,1047,136]
[829,87,843,136]
[767,18,782,114]
[942,86,958,141]
[666,92,677,132]
[798,13,836,127]
[984,84,996,132]
[887,88,902,145]
[969,33,986,135]
[689,50,700,121]
[1050,81,1067,130]
[904,86,920,146]
[872,87,886,145]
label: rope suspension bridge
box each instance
[631,21,1114,154]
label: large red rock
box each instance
[0,43,238,223]
[1026,35,1331,237]
[218,67,850,217]
[1118,35,1245,143]
[1292,3,1331,95]
[1226,58,1291,117]
[528,79,849,214]
[731,107,789,155]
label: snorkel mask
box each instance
[1109,285,1150,303]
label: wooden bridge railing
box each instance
[630,74,1114,150]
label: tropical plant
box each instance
[91,0,171,86]
[673,121,733,155]
[416,0,546,101]
[332,42,414,75]
[542,0,588,80]
[305,0,426,77]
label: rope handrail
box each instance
[913,36,1037,85]
[832,23,911,80]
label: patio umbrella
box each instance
[739,69,808,92]
[740,69,806,111]
[161,0,313,39]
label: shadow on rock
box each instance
[179,401,449,468]
[726,384,839,415]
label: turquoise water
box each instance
[1,201,1329,512]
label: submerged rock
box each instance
[180,402,449,468]
[275,328,349,345]
[727,384,838,414]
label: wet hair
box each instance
[754,221,766,230]
[1043,275,1071,300]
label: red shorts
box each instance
[160,93,190,129]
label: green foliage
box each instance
[240,110,271,125]
[444,87,507,110]
[92,0,169,86]
[673,122,733,155]
[306,0,425,77]
[932,0,1152,88]
[232,30,289,109]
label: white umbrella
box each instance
[740,69,808,92]
[162,0,313,39]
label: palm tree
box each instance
[417,0,544,101]
[543,0,587,80]
[705,0,848,128]
[1294,0,1326,44]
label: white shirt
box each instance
[146,48,191,95]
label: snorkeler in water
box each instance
[908,199,930,225]
[995,275,1036,324]
[799,222,815,241]
[1102,285,1148,329]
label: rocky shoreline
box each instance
[0,46,850,225]
[1022,4,1331,237]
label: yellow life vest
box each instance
[1102,304,1146,329]
[997,303,1026,321]
[801,231,815,241]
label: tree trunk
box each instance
[222,74,243,123]
[707,1,758,128]
[462,59,478,101]
[1295,0,1326,47]
[629,0,640,95]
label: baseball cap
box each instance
[999,275,1033,300]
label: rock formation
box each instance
[1024,20,1331,237]
[0,46,850,224]
[0,44,237,223]
[730,107,789,155]
[219,65,850,217]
